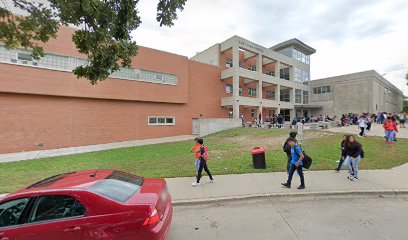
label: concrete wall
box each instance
[193,118,242,137]
[310,70,404,116]
[190,44,220,67]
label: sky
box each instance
[132,0,408,95]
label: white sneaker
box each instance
[351,177,359,181]
[207,179,215,183]
[347,174,355,180]
[192,182,200,187]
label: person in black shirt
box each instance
[344,135,363,181]
[192,138,215,187]
[283,132,297,173]
[335,135,347,172]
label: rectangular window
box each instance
[248,88,257,97]
[266,90,275,100]
[226,84,233,94]
[312,86,331,94]
[265,70,275,76]
[17,52,33,61]
[248,65,256,71]
[148,116,176,126]
[280,68,290,80]
[239,87,243,96]
[280,89,290,102]
[226,58,233,68]
[295,89,302,104]
[251,109,255,118]
[303,90,309,104]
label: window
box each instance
[226,84,233,94]
[303,90,309,104]
[248,65,256,71]
[251,109,255,118]
[0,45,177,85]
[292,49,310,64]
[280,68,290,80]
[239,87,243,96]
[294,68,310,84]
[295,89,302,103]
[265,70,275,76]
[226,58,233,68]
[148,117,176,126]
[29,196,85,223]
[88,171,143,203]
[313,86,331,94]
[248,88,257,97]
[18,52,33,61]
[280,89,290,102]
[0,198,29,227]
[266,90,275,100]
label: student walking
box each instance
[283,132,297,173]
[357,115,367,137]
[191,137,201,171]
[383,117,398,144]
[335,135,347,172]
[192,138,215,187]
[281,138,305,189]
[344,135,363,181]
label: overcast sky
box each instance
[132,0,408,95]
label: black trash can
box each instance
[251,147,266,169]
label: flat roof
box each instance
[270,38,316,55]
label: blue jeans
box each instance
[287,163,305,186]
[385,130,395,142]
[195,158,200,170]
[344,155,361,178]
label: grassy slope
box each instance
[0,128,407,193]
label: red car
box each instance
[0,170,172,240]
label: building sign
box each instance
[238,40,264,53]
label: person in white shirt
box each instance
[358,115,367,137]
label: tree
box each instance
[406,71,408,86]
[403,97,408,113]
[0,0,187,84]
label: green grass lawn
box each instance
[1,128,407,193]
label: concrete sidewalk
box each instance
[166,166,408,205]
[324,124,408,138]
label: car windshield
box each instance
[88,171,144,203]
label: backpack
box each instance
[201,145,209,161]
[294,146,313,169]
[283,140,291,153]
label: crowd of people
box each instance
[191,111,405,188]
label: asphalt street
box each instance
[167,194,408,240]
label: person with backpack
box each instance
[281,138,305,189]
[191,137,201,171]
[335,135,348,172]
[344,135,363,181]
[192,138,215,187]
[383,116,398,144]
[283,132,297,173]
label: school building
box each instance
[0,27,404,154]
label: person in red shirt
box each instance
[383,117,398,143]
[191,137,201,170]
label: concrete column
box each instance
[290,109,295,121]
[233,103,240,119]
[232,45,239,69]
[257,54,263,74]
[275,61,281,79]
[233,75,239,98]
[289,66,295,81]
[257,80,263,100]
[276,84,281,102]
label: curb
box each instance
[172,189,408,206]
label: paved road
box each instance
[167,194,408,240]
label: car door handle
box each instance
[64,226,81,232]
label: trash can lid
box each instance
[251,147,265,154]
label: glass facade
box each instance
[294,68,310,84]
[280,89,291,102]
[303,90,309,104]
[0,45,177,85]
[295,89,302,103]
[293,48,310,64]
